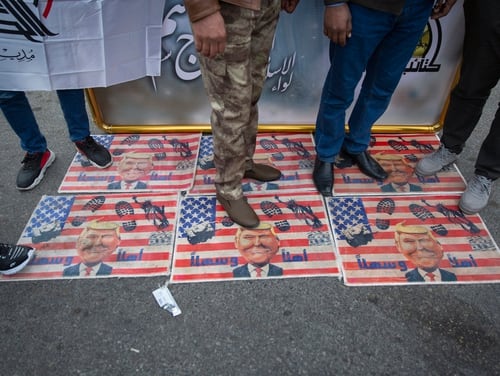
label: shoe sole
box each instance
[376,198,395,214]
[148,138,167,160]
[121,134,140,146]
[260,200,283,217]
[260,201,291,231]
[409,203,448,236]
[87,159,113,169]
[115,201,136,231]
[375,198,395,230]
[82,195,106,212]
[409,203,435,220]
[458,201,481,216]
[388,139,409,151]
[16,151,56,191]
[259,138,279,151]
[0,248,35,275]
[71,196,106,227]
[415,159,457,176]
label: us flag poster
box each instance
[333,134,466,195]
[189,133,317,195]
[326,194,500,286]
[58,134,200,193]
[3,193,177,281]
[171,191,339,283]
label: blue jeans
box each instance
[0,89,90,153]
[315,0,434,161]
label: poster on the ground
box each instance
[2,193,176,281]
[327,194,500,286]
[171,192,339,283]
[59,133,200,193]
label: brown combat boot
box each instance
[244,163,281,182]
[216,193,260,228]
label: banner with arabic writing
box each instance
[89,0,464,132]
[326,194,500,286]
[2,193,176,281]
[0,0,164,91]
[171,192,339,283]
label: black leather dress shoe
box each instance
[346,150,388,180]
[312,157,333,197]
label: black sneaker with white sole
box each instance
[16,149,56,190]
[0,243,35,275]
[75,136,112,169]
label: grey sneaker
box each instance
[415,145,458,176]
[459,175,493,215]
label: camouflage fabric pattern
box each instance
[198,0,280,200]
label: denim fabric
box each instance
[315,0,434,161]
[56,89,91,143]
[0,89,90,153]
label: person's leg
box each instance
[245,0,280,176]
[0,91,55,190]
[459,101,499,213]
[56,89,90,142]
[197,2,280,227]
[0,90,47,153]
[200,1,280,200]
[314,3,390,162]
[440,0,500,158]
[345,0,434,153]
[313,3,396,193]
[475,103,500,179]
[57,89,112,168]
[456,0,500,214]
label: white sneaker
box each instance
[416,145,458,176]
[459,175,494,215]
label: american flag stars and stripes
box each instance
[171,191,339,283]
[333,134,466,196]
[5,193,178,281]
[189,133,317,195]
[58,134,201,193]
[5,133,499,286]
[326,194,500,286]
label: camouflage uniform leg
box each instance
[198,0,280,200]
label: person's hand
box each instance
[431,0,457,19]
[324,4,352,47]
[191,11,226,58]
[281,0,300,13]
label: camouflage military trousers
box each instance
[198,0,280,200]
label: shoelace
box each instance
[21,152,42,170]
[469,175,492,195]
[78,137,99,152]
[434,146,455,163]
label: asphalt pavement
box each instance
[0,86,498,376]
